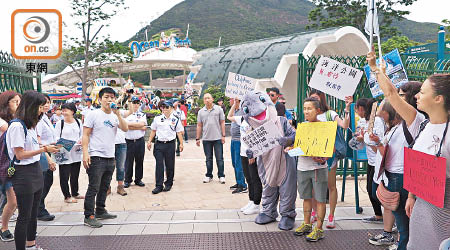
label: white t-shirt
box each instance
[317,110,338,122]
[6,122,40,165]
[0,118,7,136]
[36,115,56,145]
[150,113,184,141]
[373,150,388,185]
[234,116,252,157]
[50,114,64,125]
[115,110,128,144]
[174,107,186,121]
[54,119,83,164]
[81,106,96,117]
[125,111,148,140]
[410,111,450,178]
[363,116,386,166]
[83,109,119,158]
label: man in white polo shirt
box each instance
[124,96,148,188]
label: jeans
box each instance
[59,162,81,199]
[184,126,188,141]
[241,156,262,204]
[367,164,382,216]
[15,189,42,250]
[125,137,145,183]
[38,169,53,217]
[386,171,409,250]
[115,143,127,181]
[230,140,246,188]
[84,157,115,218]
[153,141,176,188]
[202,140,224,178]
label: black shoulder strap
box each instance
[60,120,65,138]
[402,120,414,146]
[76,119,81,137]
[408,119,429,148]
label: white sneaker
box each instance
[9,213,17,222]
[243,203,260,215]
[203,176,212,183]
[240,201,253,212]
[26,245,44,250]
[219,177,225,184]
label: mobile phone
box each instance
[110,103,118,109]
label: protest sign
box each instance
[364,49,409,98]
[225,72,257,99]
[241,120,281,158]
[308,57,363,101]
[404,148,447,208]
[293,121,337,157]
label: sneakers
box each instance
[369,231,396,246]
[240,201,253,212]
[37,214,55,221]
[9,213,17,222]
[326,214,336,229]
[117,185,127,196]
[135,181,145,187]
[243,203,260,215]
[392,223,398,233]
[124,182,130,188]
[232,187,248,194]
[26,245,44,250]
[84,215,102,228]
[229,184,239,190]
[293,222,313,236]
[310,211,317,223]
[386,244,398,250]
[0,229,14,242]
[219,177,226,184]
[203,177,212,183]
[306,227,325,242]
[362,216,383,224]
[95,211,117,220]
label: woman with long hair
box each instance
[368,50,450,250]
[5,90,59,250]
[0,91,21,242]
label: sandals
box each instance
[73,195,85,199]
[64,197,77,203]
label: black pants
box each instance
[38,169,53,217]
[84,157,115,218]
[367,164,382,216]
[241,156,262,205]
[184,126,188,141]
[153,141,175,188]
[15,189,42,250]
[125,137,145,183]
[176,136,181,154]
[59,162,81,199]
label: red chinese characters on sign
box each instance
[404,147,447,208]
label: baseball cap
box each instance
[131,96,140,102]
[161,100,173,107]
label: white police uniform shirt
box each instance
[174,107,186,121]
[125,111,147,140]
[81,105,96,117]
[150,112,184,142]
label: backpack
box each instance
[0,119,27,187]
[325,110,347,160]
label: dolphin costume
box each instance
[240,91,297,230]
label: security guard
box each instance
[147,100,184,194]
[124,96,147,188]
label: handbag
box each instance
[376,125,400,210]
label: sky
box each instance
[0,0,448,52]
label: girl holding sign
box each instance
[368,51,450,250]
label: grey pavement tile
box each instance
[168,223,193,234]
[149,211,174,221]
[193,223,218,233]
[360,222,384,230]
[64,226,94,236]
[195,211,217,220]
[125,212,153,222]
[36,226,47,234]
[237,211,257,220]
[100,212,129,224]
[116,224,145,235]
[142,224,170,234]
[55,214,85,223]
[217,211,239,220]
[265,223,282,232]
[89,225,121,236]
[336,220,367,230]
[218,223,242,233]
[241,222,268,232]
[39,226,72,236]
[172,211,196,220]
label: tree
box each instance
[307,0,418,39]
[58,0,132,98]
[443,19,450,41]
[377,35,420,54]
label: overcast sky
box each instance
[0,0,448,52]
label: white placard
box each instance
[308,57,363,100]
[241,120,281,158]
[225,72,257,99]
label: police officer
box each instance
[124,96,147,188]
[147,100,184,194]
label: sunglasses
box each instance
[132,101,140,104]
[270,94,276,97]
[161,106,170,109]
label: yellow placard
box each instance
[293,121,337,157]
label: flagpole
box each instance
[369,0,375,48]
[377,35,383,60]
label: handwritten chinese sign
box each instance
[225,72,257,99]
[242,120,281,158]
[404,148,447,208]
[293,121,337,157]
[308,57,363,101]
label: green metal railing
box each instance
[0,51,41,93]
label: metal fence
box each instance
[0,51,41,93]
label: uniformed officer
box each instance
[147,100,184,194]
[124,96,147,188]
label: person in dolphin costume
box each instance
[240,91,297,230]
